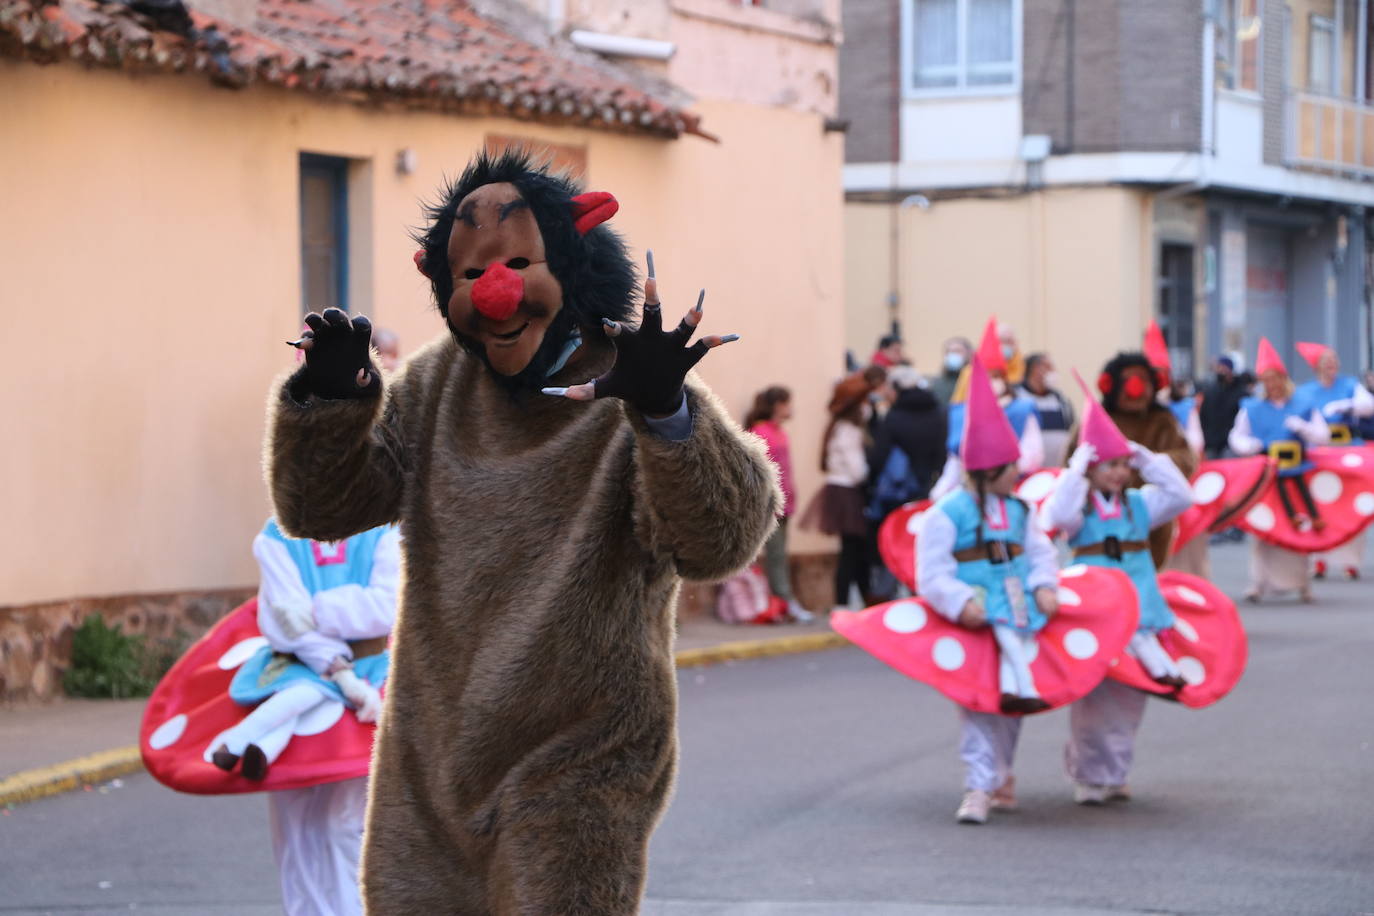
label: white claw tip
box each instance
[541,387,569,397]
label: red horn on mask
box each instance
[570,191,618,235]
[471,261,523,321]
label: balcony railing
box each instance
[1286,90,1374,178]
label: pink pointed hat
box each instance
[960,356,1021,471]
[1296,341,1330,371]
[1072,369,1132,463]
[1143,320,1171,373]
[975,317,1006,374]
[1255,337,1287,377]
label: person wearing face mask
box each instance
[1018,353,1074,468]
[930,336,972,408]
[931,320,1044,500]
[998,323,1026,387]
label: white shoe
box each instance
[1074,782,1109,806]
[990,774,1017,811]
[786,601,815,623]
[956,789,992,824]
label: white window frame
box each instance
[1308,14,1336,95]
[1218,0,1263,97]
[901,0,1023,99]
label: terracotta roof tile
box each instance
[0,0,701,138]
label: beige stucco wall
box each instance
[2,59,842,606]
[845,186,1155,396]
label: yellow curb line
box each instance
[675,631,849,668]
[0,745,143,808]
[2,633,850,807]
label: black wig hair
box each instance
[413,147,637,330]
[1098,351,1168,414]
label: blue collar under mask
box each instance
[545,331,583,377]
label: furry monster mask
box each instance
[1097,351,1167,416]
[413,150,636,390]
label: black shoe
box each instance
[240,743,269,781]
[210,745,240,772]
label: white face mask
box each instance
[943,352,966,372]
[1044,371,1059,389]
[1001,344,1015,360]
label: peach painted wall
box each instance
[2,59,842,606]
[844,186,1154,402]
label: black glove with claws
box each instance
[543,251,738,417]
[287,308,382,401]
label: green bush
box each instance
[63,615,164,699]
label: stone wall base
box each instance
[3,552,841,703]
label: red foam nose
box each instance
[1123,376,1148,399]
[471,261,523,322]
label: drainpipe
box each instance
[569,31,676,59]
[1358,0,1368,102]
[1201,0,1216,157]
[547,0,564,32]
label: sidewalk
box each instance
[0,613,845,806]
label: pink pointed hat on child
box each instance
[1296,341,1331,371]
[1072,369,1133,463]
[1255,337,1288,377]
[960,356,1021,471]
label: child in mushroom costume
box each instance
[266,150,778,914]
[1068,351,1198,569]
[833,357,1138,825]
[1292,341,1374,581]
[1043,373,1246,804]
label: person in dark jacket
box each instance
[869,366,948,514]
[1199,355,1253,458]
[929,336,972,408]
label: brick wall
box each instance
[839,0,900,162]
[1023,0,1201,154]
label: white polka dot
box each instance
[906,512,926,535]
[1311,471,1344,504]
[1056,587,1082,607]
[1063,628,1099,660]
[1177,656,1206,685]
[1356,493,1374,516]
[148,714,187,750]
[932,637,966,671]
[1172,618,1199,642]
[1342,453,1365,468]
[1246,503,1276,532]
[294,699,346,736]
[1192,471,1227,506]
[218,637,270,671]
[883,601,928,634]
[1174,585,1207,607]
[1060,565,1089,579]
[1017,471,1057,502]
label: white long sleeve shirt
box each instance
[823,420,869,487]
[1227,402,1330,456]
[1041,450,1194,540]
[253,527,402,673]
[916,492,1059,623]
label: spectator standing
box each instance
[929,336,972,407]
[1200,356,1252,458]
[1019,353,1075,467]
[802,375,877,610]
[373,327,402,373]
[868,366,947,515]
[744,386,813,622]
[871,334,905,369]
[998,323,1027,386]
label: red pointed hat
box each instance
[1255,337,1287,377]
[975,317,1006,374]
[1073,369,1132,463]
[960,356,1021,471]
[1143,320,1171,373]
[1296,341,1330,371]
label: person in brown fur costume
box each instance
[1067,352,1198,568]
[266,150,779,914]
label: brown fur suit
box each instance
[265,333,779,913]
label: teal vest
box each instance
[935,489,1045,633]
[1068,489,1173,631]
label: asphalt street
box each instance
[3,544,1372,915]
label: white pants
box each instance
[269,777,368,916]
[1249,539,1309,595]
[992,625,1039,698]
[220,683,324,762]
[1127,631,1183,680]
[1064,680,1148,788]
[959,708,1022,792]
